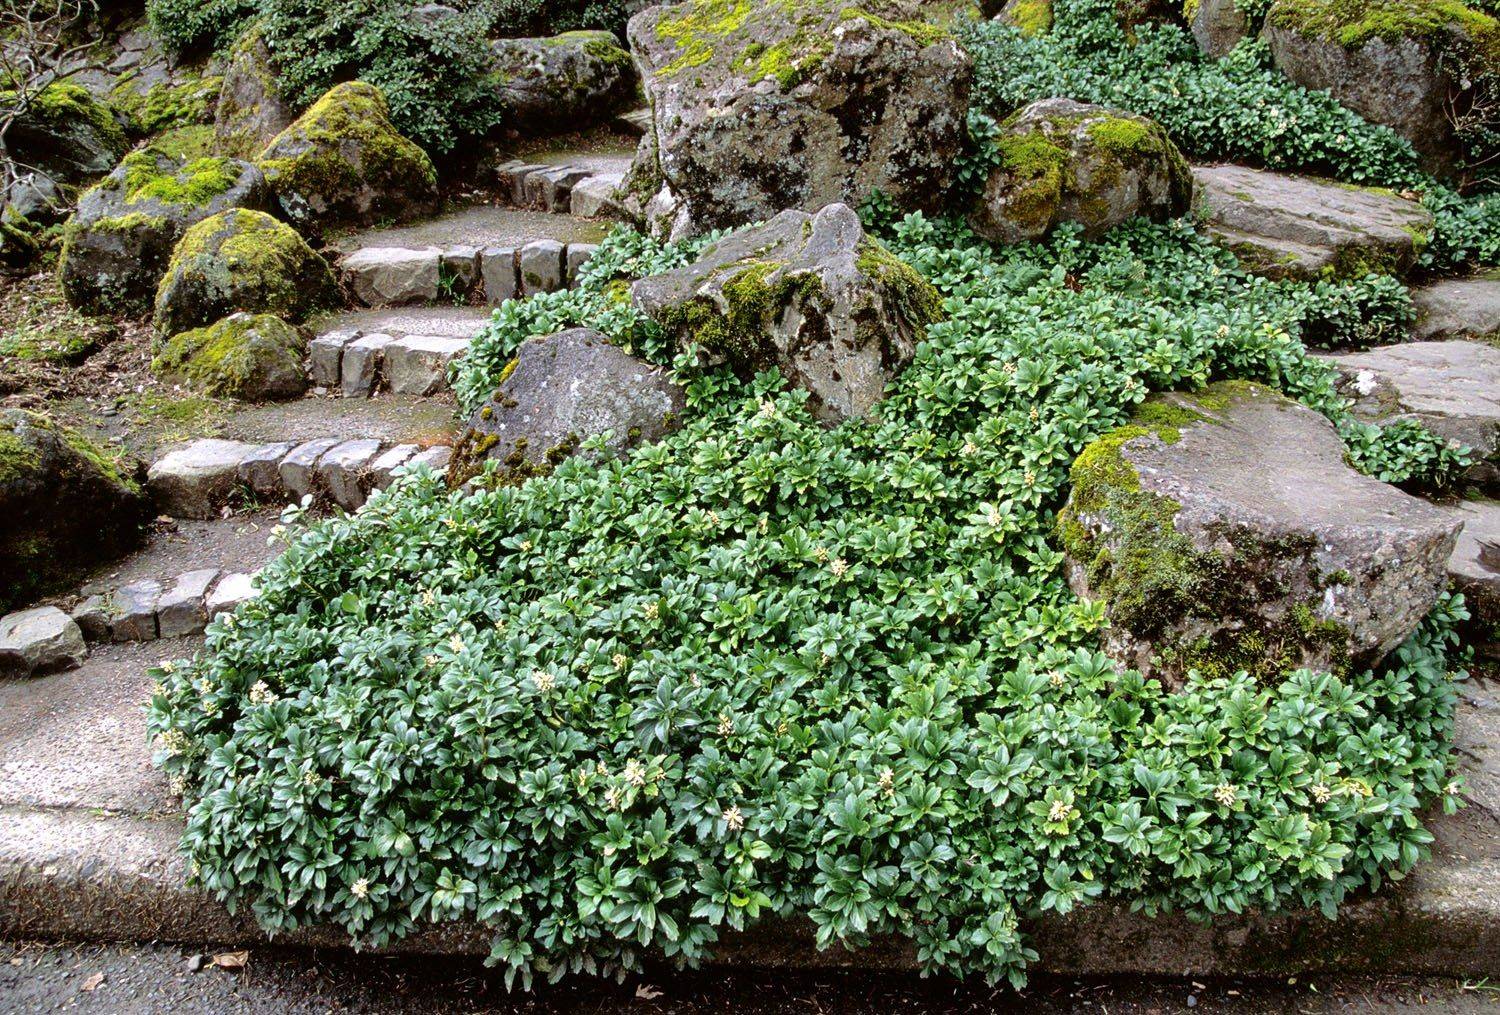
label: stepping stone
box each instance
[109,579,162,642]
[480,245,519,304]
[495,161,548,206]
[342,333,394,397]
[206,572,259,618]
[279,438,341,502]
[615,108,651,135]
[1192,165,1434,279]
[309,328,359,387]
[571,173,624,218]
[147,439,264,519]
[408,445,451,476]
[519,240,564,295]
[1411,278,1500,343]
[1324,341,1500,492]
[0,607,87,679]
[341,247,441,307]
[309,305,493,390]
[440,246,481,293]
[566,243,598,285]
[70,595,110,642]
[156,568,221,639]
[319,438,383,509]
[1442,499,1499,663]
[331,204,609,256]
[236,441,295,501]
[385,335,471,396]
[369,444,419,491]
[525,166,591,213]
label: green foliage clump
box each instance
[146,0,259,51]
[153,208,1472,990]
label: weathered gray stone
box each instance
[279,439,341,502]
[566,243,598,285]
[1059,382,1462,688]
[384,336,470,396]
[526,166,591,213]
[632,204,941,422]
[570,173,624,218]
[1193,165,1434,279]
[109,580,162,643]
[146,440,262,519]
[480,246,518,304]
[4,82,125,190]
[970,99,1193,245]
[518,240,564,295]
[408,446,451,476]
[449,328,686,487]
[70,596,110,642]
[1442,499,1499,665]
[368,444,418,491]
[440,246,481,296]
[58,149,272,317]
[1324,341,1500,492]
[235,441,295,501]
[318,439,383,510]
[1190,0,1250,58]
[156,569,220,639]
[341,247,442,307]
[0,607,86,679]
[308,328,360,387]
[151,313,308,402]
[489,31,637,133]
[627,0,972,238]
[341,334,395,397]
[214,24,296,158]
[206,573,259,618]
[1411,278,1500,343]
[495,162,546,206]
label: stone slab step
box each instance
[146,438,451,519]
[1321,341,1500,492]
[308,307,494,397]
[1441,498,1499,664]
[68,569,260,645]
[1411,278,1500,343]
[0,607,86,679]
[492,158,630,217]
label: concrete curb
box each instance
[3,804,1496,976]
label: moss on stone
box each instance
[5,82,126,154]
[119,150,239,208]
[856,239,945,327]
[837,7,952,46]
[110,75,223,135]
[995,130,1069,234]
[655,0,758,76]
[1007,0,1056,35]
[1266,0,1500,70]
[0,426,40,485]
[151,313,306,400]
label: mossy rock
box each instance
[214,23,297,159]
[969,97,1194,245]
[489,30,638,132]
[257,81,438,236]
[152,208,339,338]
[152,312,308,401]
[58,147,273,318]
[109,73,223,136]
[1058,382,1461,689]
[0,409,150,612]
[0,82,128,187]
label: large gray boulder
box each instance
[448,328,685,488]
[1193,165,1434,279]
[0,410,150,612]
[1058,382,1461,689]
[0,607,87,679]
[1411,278,1500,342]
[625,0,971,238]
[58,148,272,317]
[1263,0,1499,174]
[214,24,297,158]
[3,83,127,189]
[490,30,638,133]
[1188,0,1251,57]
[631,203,942,422]
[969,98,1194,245]
[1323,341,1500,493]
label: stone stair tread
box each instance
[312,306,493,342]
[330,204,610,256]
[1411,277,1500,343]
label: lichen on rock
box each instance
[151,312,308,401]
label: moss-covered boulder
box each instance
[214,23,297,158]
[0,83,127,189]
[152,208,340,338]
[625,0,972,239]
[995,0,1055,35]
[151,312,309,401]
[0,409,150,612]
[489,30,638,133]
[1186,0,1252,57]
[58,147,273,317]
[1264,0,1500,175]
[1058,382,1460,690]
[631,203,942,421]
[969,98,1194,245]
[257,81,438,236]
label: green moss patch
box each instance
[1267,0,1500,69]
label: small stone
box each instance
[340,247,442,307]
[308,328,360,387]
[157,568,221,639]
[530,166,591,213]
[440,246,481,295]
[0,606,87,678]
[570,173,624,219]
[407,445,451,477]
[235,442,296,502]
[279,438,342,502]
[495,163,545,207]
[368,444,418,491]
[186,954,208,973]
[518,240,564,296]
[110,580,163,642]
[342,333,395,397]
[147,440,263,520]
[318,439,383,510]
[566,243,598,285]
[206,573,259,618]
[384,335,470,396]
[480,246,519,305]
[71,595,110,642]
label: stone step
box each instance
[67,569,260,646]
[1411,277,1500,343]
[1321,340,1500,492]
[307,306,493,398]
[332,205,609,309]
[1440,498,1499,665]
[146,437,451,519]
[492,157,630,217]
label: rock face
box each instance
[1188,0,1250,57]
[1410,278,1500,342]
[0,607,87,679]
[257,81,438,236]
[1324,341,1500,492]
[151,313,309,401]
[152,209,339,338]
[448,328,685,488]
[631,203,942,422]
[626,0,972,238]
[1263,0,1499,174]
[1058,382,1461,688]
[490,30,638,132]
[969,98,1194,244]
[0,410,150,612]
[214,24,297,158]
[3,83,127,190]
[1192,165,1434,279]
[58,148,272,317]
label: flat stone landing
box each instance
[0,637,1496,976]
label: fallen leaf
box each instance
[635,984,663,1000]
[212,950,249,970]
[80,972,105,992]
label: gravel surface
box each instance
[0,942,1496,1015]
